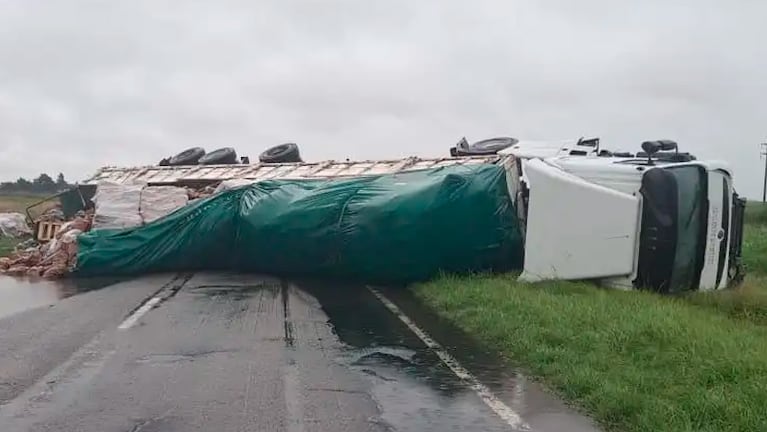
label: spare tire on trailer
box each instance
[169,147,206,166]
[463,137,518,155]
[199,147,238,165]
[259,143,302,163]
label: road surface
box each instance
[0,273,598,432]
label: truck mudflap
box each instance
[728,193,747,286]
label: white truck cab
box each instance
[502,139,746,293]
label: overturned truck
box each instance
[75,139,745,293]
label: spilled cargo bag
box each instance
[76,164,523,283]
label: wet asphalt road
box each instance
[0,273,598,432]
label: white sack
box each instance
[0,212,32,237]
[214,179,255,194]
[92,182,144,229]
[139,186,189,224]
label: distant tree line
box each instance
[0,173,72,195]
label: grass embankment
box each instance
[0,237,16,257]
[413,201,767,432]
[745,201,767,226]
[0,194,46,214]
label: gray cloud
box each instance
[0,0,765,197]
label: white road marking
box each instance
[368,287,530,431]
[118,297,162,330]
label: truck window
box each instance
[667,166,706,291]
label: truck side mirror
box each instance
[641,140,679,164]
[642,140,678,155]
[641,141,661,156]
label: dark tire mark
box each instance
[281,280,294,347]
[120,273,192,321]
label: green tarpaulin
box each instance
[76,164,523,283]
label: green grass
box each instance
[414,275,767,432]
[743,224,767,275]
[0,237,16,257]
[0,195,45,214]
[745,201,767,226]
[685,223,767,326]
[0,195,42,257]
[412,201,767,432]
[686,276,767,326]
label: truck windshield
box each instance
[637,165,706,292]
[667,166,706,291]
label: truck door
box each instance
[519,159,642,282]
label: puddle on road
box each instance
[295,280,599,432]
[186,283,270,300]
[295,281,517,431]
[136,349,238,365]
[0,275,125,319]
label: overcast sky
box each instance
[0,0,764,197]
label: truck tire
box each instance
[259,143,302,163]
[169,147,206,166]
[450,137,517,156]
[199,147,238,165]
[465,137,517,155]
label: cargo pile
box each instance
[186,185,217,201]
[0,212,92,278]
[1,183,203,280]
